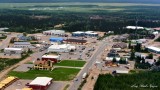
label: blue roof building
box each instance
[49,37,64,42]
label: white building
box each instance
[147,46,160,54]
[115,70,129,74]
[126,26,144,30]
[48,44,75,53]
[4,48,23,54]
[105,57,121,61]
[13,42,31,48]
[85,31,98,37]
[43,30,65,35]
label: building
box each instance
[85,31,98,37]
[114,70,129,74]
[126,26,144,30]
[42,54,60,63]
[147,46,160,54]
[33,58,54,70]
[28,77,52,90]
[43,30,65,35]
[145,59,155,65]
[4,48,23,54]
[112,42,127,49]
[48,44,75,53]
[63,39,87,45]
[49,37,64,42]
[14,42,31,48]
[106,49,120,61]
[72,31,85,37]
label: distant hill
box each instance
[0,0,160,4]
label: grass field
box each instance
[9,68,80,81]
[55,60,86,67]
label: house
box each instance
[147,46,160,54]
[112,42,127,49]
[63,39,87,45]
[4,48,23,54]
[33,58,54,70]
[13,42,31,48]
[42,54,60,63]
[28,77,52,90]
[48,44,75,53]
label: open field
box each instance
[8,68,80,81]
[0,3,160,13]
[94,71,160,90]
[55,60,86,67]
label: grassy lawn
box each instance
[55,60,86,67]
[8,68,80,81]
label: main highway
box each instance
[69,41,107,90]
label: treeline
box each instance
[1,9,160,34]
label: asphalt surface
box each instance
[69,41,107,90]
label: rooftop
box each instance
[147,46,160,52]
[14,42,31,45]
[42,55,59,59]
[29,77,52,86]
[64,39,87,43]
[4,48,23,51]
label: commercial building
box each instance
[72,31,85,37]
[85,31,98,37]
[13,42,31,48]
[49,37,64,42]
[63,39,87,45]
[112,42,127,49]
[48,44,75,53]
[42,54,60,63]
[33,58,54,70]
[28,77,52,90]
[126,26,144,30]
[4,48,23,54]
[43,30,65,35]
[147,46,160,54]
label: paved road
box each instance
[69,41,107,90]
[0,33,18,49]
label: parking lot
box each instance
[5,79,67,90]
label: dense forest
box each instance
[0,3,160,34]
[94,71,160,90]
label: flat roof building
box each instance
[4,48,23,54]
[14,42,31,48]
[147,46,160,54]
[49,37,64,42]
[28,77,52,90]
[72,31,85,37]
[48,44,75,53]
[43,30,65,35]
[63,39,87,45]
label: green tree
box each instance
[112,57,117,63]
[130,50,135,60]
[148,53,153,59]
